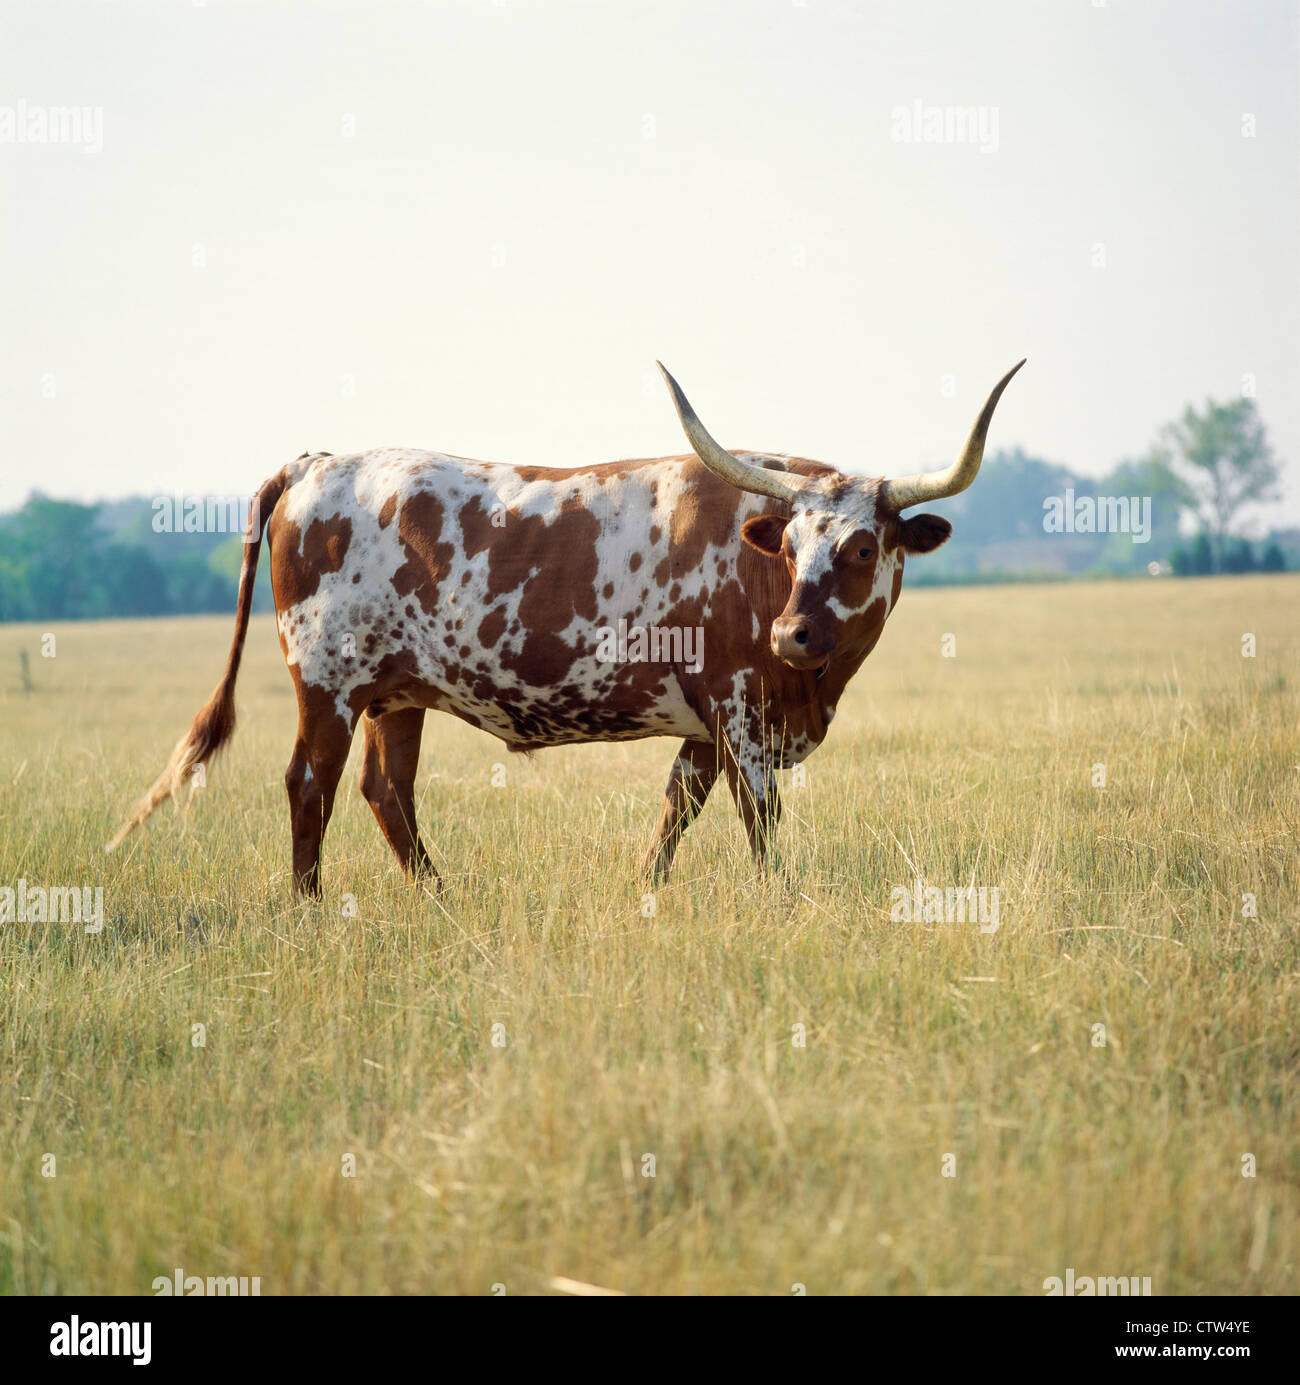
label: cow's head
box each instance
[659,359,1025,672]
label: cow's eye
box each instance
[857,546,872,559]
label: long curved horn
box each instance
[880,359,1027,511]
[657,362,804,505]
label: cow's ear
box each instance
[741,514,788,556]
[897,513,952,554]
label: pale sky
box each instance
[2,0,1297,524]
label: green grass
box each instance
[1,574,1297,1294]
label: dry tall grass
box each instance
[1,574,1296,1293]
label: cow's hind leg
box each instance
[359,707,439,886]
[642,739,719,884]
[285,704,353,898]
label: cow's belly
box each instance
[429,671,710,749]
[293,604,712,749]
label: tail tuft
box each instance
[105,684,237,851]
[105,466,290,854]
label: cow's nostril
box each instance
[794,629,809,645]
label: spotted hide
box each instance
[107,361,1025,894]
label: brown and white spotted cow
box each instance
[108,360,1024,894]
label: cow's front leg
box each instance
[642,738,719,885]
[721,734,782,872]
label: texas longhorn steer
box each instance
[108,360,1024,894]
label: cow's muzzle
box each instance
[771,616,836,672]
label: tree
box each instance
[924,447,1075,540]
[1151,398,1280,561]
[1260,542,1287,573]
[167,554,233,613]
[92,544,171,617]
[1093,453,1192,571]
[1220,538,1256,575]
[917,448,1078,580]
[1189,532,1215,575]
[1,495,103,619]
[0,550,33,621]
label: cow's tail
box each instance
[106,469,290,853]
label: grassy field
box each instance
[1,574,1296,1295]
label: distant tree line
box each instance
[1167,532,1286,576]
[0,494,270,622]
[0,396,1291,622]
[913,395,1290,584]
